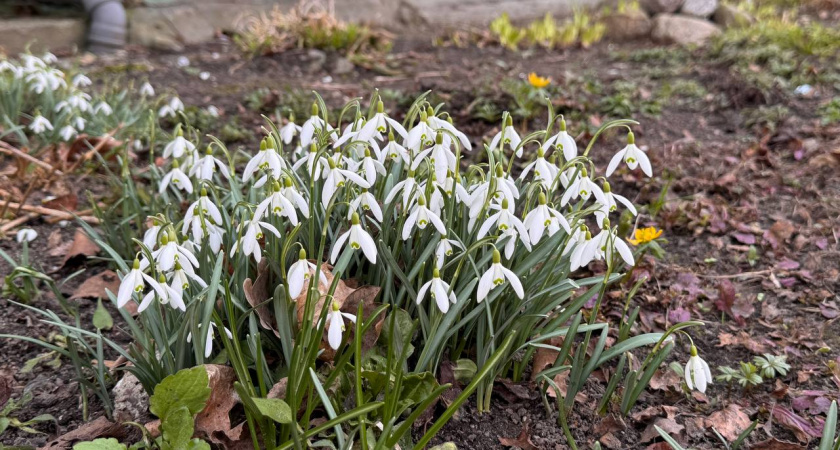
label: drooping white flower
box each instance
[292,144,327,181]
[16,228,38,243]
[93,101,113,116]
[384,169,419,208]
[435,234,463,268]
[143,220,163,251]
[593,182,637,225]
[117,258,163,308]
[330,213,377,264]
[606,131,652,177]
[519,147,558,191]
[477,249,524,302]
[477,199,530,248]
[255,181,299,225]
[287,249,328,299]
[168,261,208,297]
[182,206,225,254]
[29,115,53,134]
[189,146,230,181]
[569,229,596,271]
[279,116,302,144]
[417,267,456,313]
[331,116,365,150]
[73,116,86,131]
[143,232,200,273]
[411,131,457,183]
[187,322,233,358]
[163,127,196,159]
[466,165,519,222]
[158,97,184,118]
[348,189,383,223]
[229,219,282,263]
[357,100,408,143]
[488,116,522,156]
[497,228,531,259]
[427,113,472,151]
[380,130,411,164]
[280,177,310,219]
[140,82,155,97]
[588,222,635,268]
[242,139,285,184]
[560,167,604,207]
[404,112,436,151]
[326,301,356,350]
[543,118,578,163]
[299,103,334,148]
[402,195,447,240]
[138,274,185,313]
[358,148,386,186]
[72,73,92,88]
[522,193,571,244]
[684,345,712,393]
[59,125,77,141]
[159,160,193,194]
[321,154,371,208]
[184,190,223,226]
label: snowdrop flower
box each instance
[169,261,208,297]
[292,144,326,181]
[300,103,333,148]
[562,226,587,257]
[72,73,91,88]
[16,228,38,243]
[477,249,524,302]
[684,345,712,393]
[255,181,299,225]
[558,165,579,189]
[427,113,471,151]
[380,130,410,164]
[59,125,76,141]
[543,118,577,163]
[29,114,53,134]
[287,249,328,299]
[184,190,223,226]
[358,148,386,186]
[243,139,285,184]
[41,53,57,64]
[488,116,522,156]
[522,193,571,244]
[163,127,196,159]
[405,112,436,151]
[326,301,356,350]
[93,101,113,116]
[593,182,637,225]
[589,220,635,268]
[187,322,233,358]
[159,159,193,194]
[143,219,163,251]
[569,229,597,271]
[230,219,281,263]
[384,169,419,208]
[435,234,463,268]
[139,82,155,97]
[279,177,309,219]
[158,97,184,118]
[412,131,457,183]
[417,268,456,313]
[560,168,604,207]
[402,195,447,240]
[279,116,302,144]
[331,213,377,264]
[143,231,200,273]
[519,147,558,191]
[117,259,162,308]
[331,116,365,149]
[497,228,531,259]
[321,154,370,208]
[477,199,530,248]
[182,205,225,253]
[73,116,86,131]
[138,274,185,313]
[606,131,652,177]
[349,189,383,222]
[357,100,407,143]
[189,146,230,181]
[466,165,519,221]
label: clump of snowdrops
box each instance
[25,90,698,448]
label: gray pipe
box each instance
[82,0,127,52]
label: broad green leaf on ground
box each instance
[161,405,195,450]
[150,366,211,419]
[72,438,127,450]
[93,299,113,330]
[251,397,293,423]
[399,372,440,408]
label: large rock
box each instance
[603,10,653,40]
[112,373,150,423]
[640,0,684,14]
[651,13,721,45]
[713,3,753,28]
[0,18,86,55]
[128,8,183,51]
[680,0,718,18]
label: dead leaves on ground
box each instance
[59,228,100,267]
[69,270,120,301]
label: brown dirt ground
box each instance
[1,33,839,449]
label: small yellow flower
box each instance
[527,72,551,88]
[629,227,662,245]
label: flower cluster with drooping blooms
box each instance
[119,93,653,355]
[0,52,160,147]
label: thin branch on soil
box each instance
[0,140,63,175]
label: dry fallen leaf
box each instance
[42,192,78,211]
[195,365,242,445]
[751,438,806,449]
[705,404,751,442]
[243,259,278,337]
[70,270,120,301]
[641,417,684,443]
[499,422,537,450]
[61,228,100,267]
[530,337,562,381]
[772,405,824,442]
[41,417,127,449]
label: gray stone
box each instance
[651,13,721,45]
[305,49,327,73]
[602,10,652,40]
[128,8,183,51]
[0,18,85,55]
[112,372,150,423]
[680,0,718,18]
[712,3,753,28]
[331,56,355,75]
[164,6,216,45]
[640,0,684,14]
[399,0,602,28]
